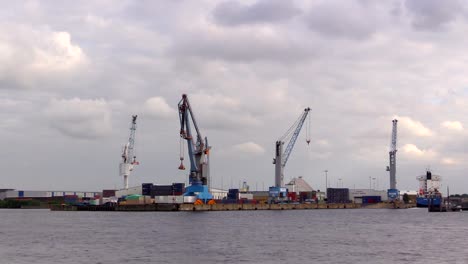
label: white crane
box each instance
[119,115,139,189]
[273,108,311,187]
[386,119,398,190]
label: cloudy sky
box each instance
[1,0,468,194]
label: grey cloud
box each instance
[404,0,465,30]
[213,0,301,26]
[3,1,468,194]
[169,28,316,63]
[44,98,112,139]
[305,1,380,39]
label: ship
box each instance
[416,170,442,208]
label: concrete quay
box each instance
[50,202,416,211]
[179,202,361,211]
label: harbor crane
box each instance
[119,115,139,189]
[386,119,399,200]
[178,94,213,202]
[273,108,311,187]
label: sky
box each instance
[1,0,468,194]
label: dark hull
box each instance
[416,197,441,208]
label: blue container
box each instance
[142,183,153,196]
[362,196,381,204]
[172,183,185,192]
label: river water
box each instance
[1,208,467,264]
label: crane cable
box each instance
[178,137,185,170]
[279,113,302,142]
[306,112,311,145]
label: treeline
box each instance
[0,199,41,208]
[449,194,468,198]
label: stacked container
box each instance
[102,190,116,198]
[362,196,381,204]
[142,183,153,196]
[326,188,350,203]
[172,183,185,195]
[150,185,173,197]
[227,189,239,200]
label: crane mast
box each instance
[273,108,311,187]
[178,94,213,201]
[119,115,139,189]
[387,119,398,190]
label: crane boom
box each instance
[178,94,213,201]
[273,108,311,187]
[282,108,310,167]
[119,115,139,189]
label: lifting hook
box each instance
[178,157,185,170]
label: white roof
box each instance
[286,177,313,192]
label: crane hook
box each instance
[306,139,311,145]
[178,157,185,170]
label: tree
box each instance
[403,193,409,204]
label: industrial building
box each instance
[0,189,101,200]
[285,176,313,193]
[349,189,388,203]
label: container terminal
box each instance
[0,94,447,211]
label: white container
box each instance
[116,186,142,197]
[23,191,49,198]
[5,191,19,198]
[239,193,253,200]
[155,195,184,204]
[183,196,197,204]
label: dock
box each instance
[50,202,416,212]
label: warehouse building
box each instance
[0,189,101,200]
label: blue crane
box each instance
[178,94,213,202]
[273,108,311,187]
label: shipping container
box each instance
[172,183,185,193]
[89,199,100,206]
[326,188,350,203]
[183,196,197,204]
[362,196,381,204]
[239,193,253,200]
[227,189,239,200]
[142,183,153,196]
[116,186,142,197]
[299,191,312,201]
[287,192,297,201]
[221,199,238,204]
[150,185,174,197]
[22,191,50,198]
[154,195,184,204]
[102,190,116,198]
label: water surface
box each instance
[1,208,467,264]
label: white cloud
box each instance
[316,139,330,147]
[143,97,176,119]
[396,116,433,137]
[232,142,265,155]
[0,27,87,89]
[441,157,457,165]
[31,31,87,72]
[44,98,112,139]
[441,121,463,131]
[402,143,437,159]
